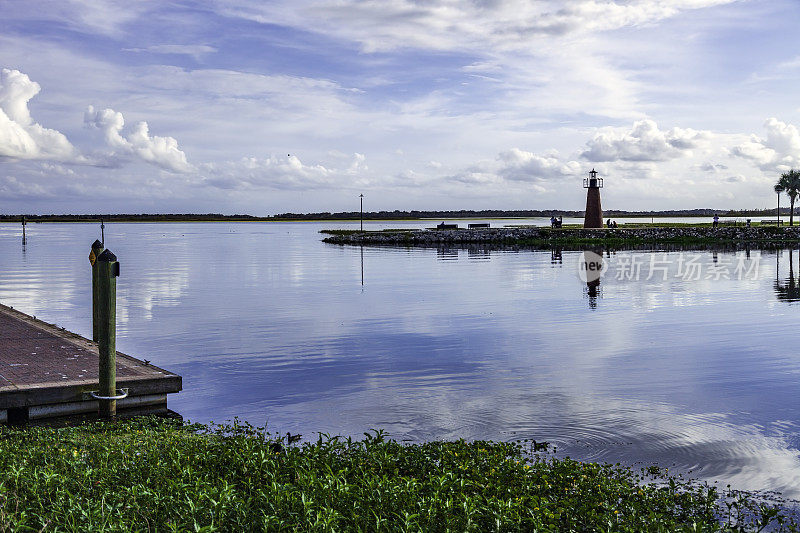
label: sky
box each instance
[2,0,800,214]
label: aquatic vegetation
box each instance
[0,418,795,531]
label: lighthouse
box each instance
[583,168,603,228]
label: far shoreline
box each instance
[0,209,793,224]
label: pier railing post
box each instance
[90,240,104,342]
[95,249,119,418]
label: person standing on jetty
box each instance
[713,214,719,228]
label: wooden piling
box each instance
[95,248,119,418]
[90,240,104,343]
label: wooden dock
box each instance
[0,303,181,423]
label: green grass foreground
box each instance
[0,418,796,532]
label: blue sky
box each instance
[1,0,800,214]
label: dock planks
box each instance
[0,303,181,421]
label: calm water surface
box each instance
[2,220,800,497]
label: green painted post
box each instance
[95,248,119,418]
[90,240,104,342]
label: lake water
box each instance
[2,219,800,497]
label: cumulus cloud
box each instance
[497,148,582,181]
[729,118,800,172]
[0,69,80,162]
[202,153,369,190]
[0,69,194,173]
[445,165,504,186]
[581,119,711,162]
[443,148,581,189]
[347,152,367,173]
[84,105,193,173]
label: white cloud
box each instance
[582,119,712,162]
[0,174,51,198]
[347,152,367,173]
[0,68,195,174]
[445,164,504,186]
[497,148,582,182]
[202,154,351,191]
[220,0,736,53]
[1,0,158,37]
[729,118,800,172]
[442,148,580,190]
[0,69,80,162]
[135,66,355,102]
[84,105,194,173]
[84,106,127,148]
[124,44,218,58]
[698,162,728,172]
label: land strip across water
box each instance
[322,225,800,248]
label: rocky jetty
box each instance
[322,226,800,248]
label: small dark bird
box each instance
[143,359,151,366]
[287,432,302,444]
[532,440,550,452]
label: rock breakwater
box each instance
[322,226,800,248]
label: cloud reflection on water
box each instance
[2,222,800,497]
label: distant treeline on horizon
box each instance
[0,208,794,223]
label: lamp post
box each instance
[359,194,364,231]
[778,189,782,227]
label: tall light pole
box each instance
[359,194,364,231]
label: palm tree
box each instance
[775,248,800,302]
[775,169,800,226]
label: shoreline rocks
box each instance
[322,226,800,248]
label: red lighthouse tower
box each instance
[583,168,603,228]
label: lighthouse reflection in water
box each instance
[579,250,606,308]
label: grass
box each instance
[0,418,796,531]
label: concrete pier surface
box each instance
[0,303,181,423]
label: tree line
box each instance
[1,207,796,223]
